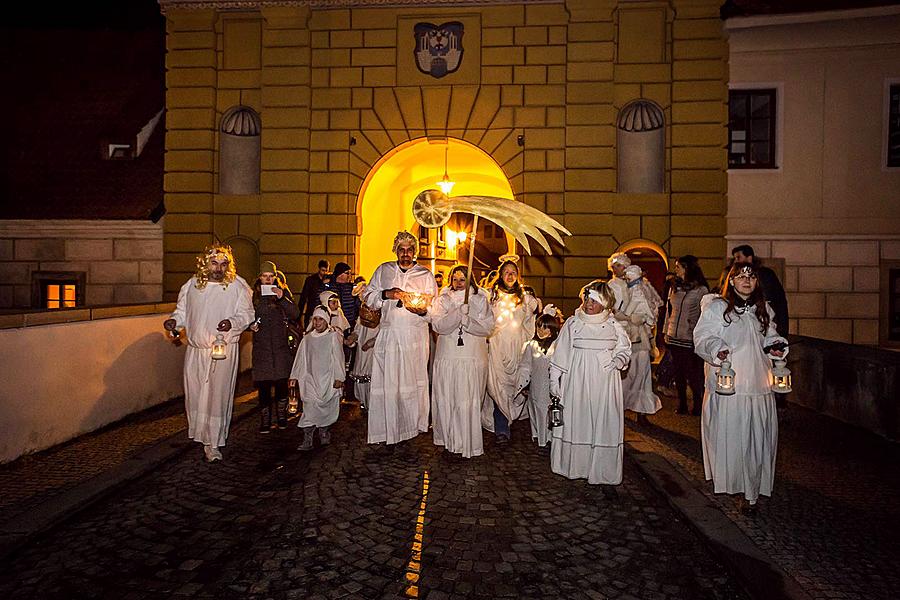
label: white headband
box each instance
[587,289,602,303]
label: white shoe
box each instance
[204,445,222,462]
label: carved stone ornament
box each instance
[159,0,560,11]
[414,22,464,79]
[617,100,665,133]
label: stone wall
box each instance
[161,0,728,312]
[0,220,164,309]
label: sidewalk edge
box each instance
[625,431,814,600]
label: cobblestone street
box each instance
[0,403,747,600]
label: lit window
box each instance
[729,89,777,169]
[44,282,77,309]
[888,84,900,168]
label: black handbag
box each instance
[655,349,676,388]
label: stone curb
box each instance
[0,391,258,563]
[625,429,814,600]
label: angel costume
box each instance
[549,309,632,485]
[484,291,539,431]
[363,260,438,444]
[693,295,787,503]
[170,275,255,450]
[349,319,379,409]
[621,267,663,415]
[429,286,495,458]
[291,307,346,430]
[516,339,554,447]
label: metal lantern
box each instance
[715,360,736,395]
[548,394,564,429]
[211,334,227,360]
[288,385,300,415]
[771,359,792,393]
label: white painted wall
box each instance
[726,7,900,344]
[0,313,186,463]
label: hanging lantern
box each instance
[548,394,564,429]
[715,360,736,395]
[211,334,227,360]
[771,359,792,393]
[288,385,300,415]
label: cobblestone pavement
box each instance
[627,389,900,600]
[0,374,255,522]
[0,403,748,600]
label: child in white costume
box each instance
[350,309,379,410]
[291,306,346,450]
[693,263,787,515]
[621,265,663,417]
[319,290,350,334]
[550,281,632,485]
[515,307,562,448]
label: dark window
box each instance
[889,268,900,342]
[888,84,900,168]
[728,89,777,169]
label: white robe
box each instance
[484,292,539,430]
[516,339,553,447]
[363,261,438,444]
[291,328,345,428]
[429,287,494,458]
[350,321,379,408]
[693,295,787,502]
[620,279,662,415]
[170,276,255,448]
[549,310,632,485]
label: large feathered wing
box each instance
[412,190,570,255]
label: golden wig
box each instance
[194,244,237,289]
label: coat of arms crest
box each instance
[413,22,464,79]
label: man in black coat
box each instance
[731,245,789,337]
[299,259,331,327]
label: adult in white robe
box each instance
[621,267,663,417]
[166,246,255,462]
[291,306,346,449]
[363,231,438,444]
[484,259,539,438]
[693,263,787,511]
[429,267,494,458]
[550,281,632,485]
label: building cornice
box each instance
[159,0,561,12]
[725,4,900,30]
[0,220,163,240]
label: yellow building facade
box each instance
[160,0,728,312]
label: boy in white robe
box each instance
[291,306,346,451]
[164,245,255,462]
[549,280,632,485]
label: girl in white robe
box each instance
[693,263,787,514]
[484,259,539,441]
[291,307,346,450]
[515,310,562,448]
[620,265,663,419]
[429,266,495,458]
[550,280,632,485]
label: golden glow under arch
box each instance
[614,238,669,269]
[355,137,515,280]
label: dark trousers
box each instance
[256,379,289,407]
[669,345,705,410]
[493,403,511,439]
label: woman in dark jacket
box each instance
[663,255,709,415]
[251,261,301,432]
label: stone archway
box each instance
[354,137,516,281]
[613,238,669,293]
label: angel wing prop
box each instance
[412,189,570,255]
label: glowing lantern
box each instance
[771,360,792,393]
[715,360,736,395]
[402,292,432,311]
[288,384,300,415]
[211,334,227,360]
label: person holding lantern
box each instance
[693,262,788,515]
[484,257,540,444]
[291,306,346,450]
[164,245,255,463]
[363,231,438,445]
[250,260,300,433]
[429,265,495,458]
[349,279,379,410]
[549,280,632,485]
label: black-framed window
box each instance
[888,84,900,168]
[728,89,777,169]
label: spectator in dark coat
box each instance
[329,261,361,329]
[251,261,301,432]
[731,245,789,337]
[299,259,331,327]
